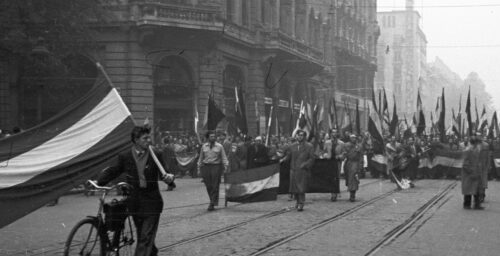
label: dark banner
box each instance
[279,158,339,194]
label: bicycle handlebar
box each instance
[87,180,130,191]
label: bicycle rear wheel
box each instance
[108,216,136,256]
[64,217,105,256]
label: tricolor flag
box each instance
[478,105,488,134]
[225,164,280,203]
[488,111,499,139]
[465,86,473,136]
[207,85,225,131]
[438,88,446,142]
[0,72,135,228]
[235,86,248,135]
[416,90,426,136]
[329,97,338,130]
[389,94,398,136]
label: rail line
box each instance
[27,179,383,255]
[157,179,386,253]
[363,181,457,256]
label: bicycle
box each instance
[64,180,136,256]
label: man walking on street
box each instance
[280,130,315,211]
[96,126,174,256]
[343,134,362,202]
[198,130,229,211]
[462,133,487,210]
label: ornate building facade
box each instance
[0,0,379,136]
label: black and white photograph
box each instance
[1,0,500,255]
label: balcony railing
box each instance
[261,29,324,64]
[134,1,222,30]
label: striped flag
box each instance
[225,164,279,203]
[0,74,135,228]
[465,86,473,136]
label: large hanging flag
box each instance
[438,88,446,142]
[289,96,295,134]
[0,65,135,228]
[389,94,398,136]
[474,98,480,133]
[207,85,225,131]
[234,86,248,135]
[416,90,426,136]
[225,164,280,203]
[465,86,473,136]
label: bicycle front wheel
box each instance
[64,217,105,256]
[108,215,136,256]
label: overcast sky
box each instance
[377,0,500,110]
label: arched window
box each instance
[153,56,194,132]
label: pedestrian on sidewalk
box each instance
[197,130,229,211]
[280,130,315,211]
[461,133,487,210]
[95,126,174,256]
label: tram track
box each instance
[156,179,386,253]
[363,181,457,256]
[248,180,457,256]
[24,179,383,255]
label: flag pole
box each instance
[265,106,274,147]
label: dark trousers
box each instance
[295,193,305,205]
[201,164,222,205]
[463,195,481,207]
[132,214,160,256]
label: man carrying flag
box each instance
[95,126,175,256]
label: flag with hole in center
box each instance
[0,76,135,228]
[225,164,280,203]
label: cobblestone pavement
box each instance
[1,178,500,256]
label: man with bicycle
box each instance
[95,126,174,256]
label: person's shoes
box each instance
[166,186,174,191]
[349,197,355,202]
[474,205,484,210]
[207,203,215,211]
[297,204,304,211]
[463,205,472,210]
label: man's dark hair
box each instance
[131,126,151,143]
[296,130,306,137]
[206,130,216,139]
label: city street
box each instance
[1,178,499,256]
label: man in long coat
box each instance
[462,133,487,210]
[281,130,315,211]
[342,134,362,202]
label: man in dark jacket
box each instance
[96,126,173,256]
[247,136,269,169]
[280,130,315,211]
